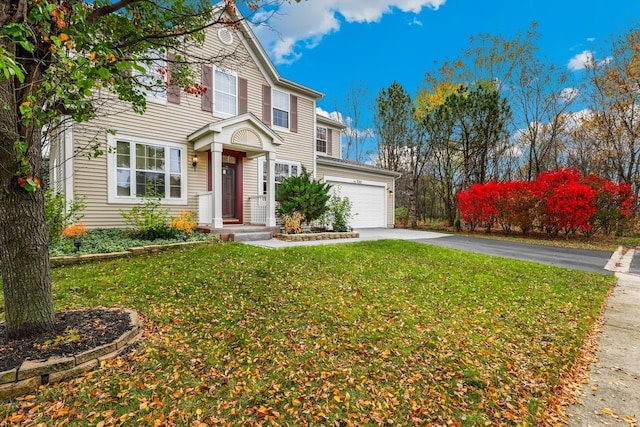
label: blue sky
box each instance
[252,0,639,157]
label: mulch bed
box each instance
[0,308,132,373]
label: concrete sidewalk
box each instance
[565,248,640,426]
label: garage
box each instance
[326,180,387,229]
[316,156,400,229]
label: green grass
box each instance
[1,240,613,425]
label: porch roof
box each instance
[188,113,284,156]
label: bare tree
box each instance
[336,81,374,162]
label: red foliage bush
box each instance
[456,168,636,236]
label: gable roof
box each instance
[317,156,402,178]
[228,8,324,100]
[317,113,347,130]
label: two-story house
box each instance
[49,13,399,231]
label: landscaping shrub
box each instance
[120,190,177,240]
[326,190,353,232]
[395,207,409,227]
[283,213,303,234]
[276,167,331,224]
[171,210,198,235]
[456,168,636,236]
[44,189,86,244]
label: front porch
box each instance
[197,194,269,226]
[188,113,283,229]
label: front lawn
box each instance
[1,240,613,425]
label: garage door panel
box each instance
[328,181,385,228]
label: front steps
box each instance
[196,225,278,242]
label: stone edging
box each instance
[275,231,359,242]
[0,308,142,400]
[50,240,212,267]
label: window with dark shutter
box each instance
[290,95,298,133]
[327,128,333,156]
[201,65,213,112]
[262,85,271,125]
[238,78,248,115]
[166,52,180,104]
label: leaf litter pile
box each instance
[0,240,613,426]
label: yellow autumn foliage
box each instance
[171,210,197,235]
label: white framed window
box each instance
[272,89,290,130]
[316,126,328,154]
[214,69,237,116]
[135,50,167,104]
[258,158,300,195]
[108,134,186,204]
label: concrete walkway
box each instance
[564,248,640,426]
[245,228,450,248]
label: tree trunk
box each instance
[0,60,54,339]
[0,187,54,339]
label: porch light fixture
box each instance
[387,189,394,197]
[192,154,198,171]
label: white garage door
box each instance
[328,181,386,228]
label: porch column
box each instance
[266,151,276,227]
[211,142,224,229]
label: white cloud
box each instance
[567,50,612,71]
[568,50,594,71]
[586,37,595,42]
[252,0,446,64]
[316,107,344,123]
[559,87,579,102]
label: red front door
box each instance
[222,162,237,220]
[210,150,243,224]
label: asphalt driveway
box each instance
[414,234,613,274]
[249,228,614,274]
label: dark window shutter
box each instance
[238,77,248,115]
[327,128,333,156]
[201,65,213,112]
[262,85,271,125]
[290,95,298,133]
[166,52,180,104]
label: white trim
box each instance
[271,88,290,132]
[323,175,387,188]
[213,67,238,117]
[107,134,187,205]
[134,50,167,105]
[315,125,328,155]
[63,119,74,208]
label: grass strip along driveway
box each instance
[1,240,613,426]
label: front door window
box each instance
[222,163,237,219]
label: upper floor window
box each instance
[135,50,167,104]
[272,89,290,129]
[109,135,186,204]
[215,69,237,116]
[316,126,328,153]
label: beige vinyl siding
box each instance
[69,23,319,228]
[328,128,340,158]
[316,118,344,160]
[316,163,396,228]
